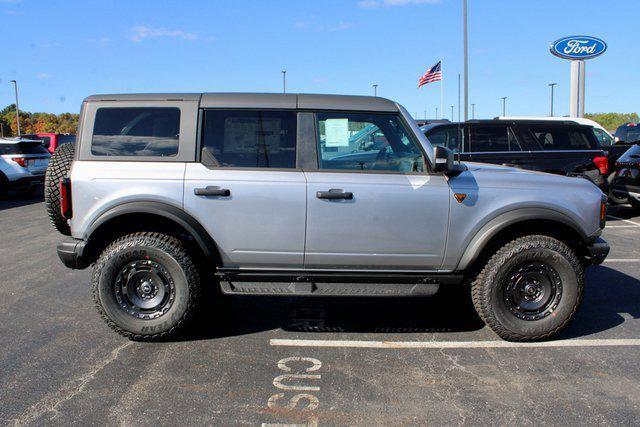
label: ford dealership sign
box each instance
[550,36,607,60]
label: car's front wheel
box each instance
[92,232,201,341]
[471,235,584,341]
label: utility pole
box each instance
[373,84,378,97]
[282,70,286,94]
[548,83,557,117]
[10,80,21,136]
[501,97,507,116]
[451,105,454,121]
[457,73,461,121]
[463,0,469,121]
[471,103,475,119]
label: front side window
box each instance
[469,126,521,152]
[316,112,424,172]
[91,107,180,156]
[201,110,297,168]
[426,126,463,153]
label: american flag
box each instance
[418,61,442,88]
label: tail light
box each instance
[593,156,608,175]
[60,178,73,219]
[11,157,27,167]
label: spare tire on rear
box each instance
[45,143,75,235]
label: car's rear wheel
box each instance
[44,143,75,235]
[607,174,627,205]
[471,235,584,341]
[629,197,640,210]
[92,232,201,341]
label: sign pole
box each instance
[569,60,585,118]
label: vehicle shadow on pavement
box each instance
[560,265,640,339]
[0,190,44,211]
[181,288,485,342]
[607,204,640,220]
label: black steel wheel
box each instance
[92,232,201,341]
[471,235,584,341]
[503,262,562,321]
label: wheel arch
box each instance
[83,201,221,266]
[457,208,590,272]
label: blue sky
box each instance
[0,0,637,119]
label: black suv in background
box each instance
[614,122,640,145]
[422,120,608,192]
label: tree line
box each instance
[0,104,79,137]
[0,103,636,137]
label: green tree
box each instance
[584,112,639,133]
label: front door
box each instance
[184,109,306,269]
[304,112,450,270]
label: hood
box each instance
[453,161,602,193]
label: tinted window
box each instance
[0,142,48,155]
[527,126,593,150]
[627,127,640,144]
[593,128,613,146]
[58,135,76,145]
[317,112,424,172]
[426,126,462,153]
[91,108,180,156]
[201,110,296,168]
[470,126,520,152]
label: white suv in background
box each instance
[497,116,614,146]
[0,138,51,195]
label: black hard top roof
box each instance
[83,93,399,112]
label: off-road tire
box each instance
[92,232,201,341]
[607,174,627,205]
[629,197,640,210]
[471,235,584,341]
[44,143,75,235]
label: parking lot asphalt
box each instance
[1,192,639,425]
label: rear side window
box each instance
[91,107,180,156]
[0,142,48,155]
[469,126,521,152]
[527,126,593,150]
[201,110,297,168]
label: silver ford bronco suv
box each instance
[45,93,610,342]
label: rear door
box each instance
[514,124,603,176]
[465,123,526,167]
[303,111,450,270]
[184,109,307,269]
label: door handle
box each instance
[316,189,353,200]
[194,186,231,197]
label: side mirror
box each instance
[433,146,464,176]
[433,146,454,173]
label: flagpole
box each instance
[440,59,444,120]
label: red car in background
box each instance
[22,133,75,154]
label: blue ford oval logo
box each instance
[550,36,607,60]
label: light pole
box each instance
[282,70,286,94]
[457,73,461,121]
[501,97,507,116]
[463,0,469,121]
[548,83,557,117]
[424,110,426,119]
[435,107,438,119]
[10,80,21,136]
[451,105,454,121]
[471,103,475,119]
[372,84,378,97]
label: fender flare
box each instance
[456,207,588,271]
[86,201,219,261]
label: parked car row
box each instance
[0,133,75,196]
[0,137,51,195]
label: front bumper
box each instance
[57,239,89,270]
[586,237,610,265]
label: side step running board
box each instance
[216,270,463,297]
[220,280,440,297]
